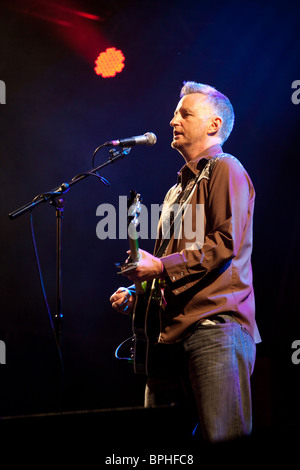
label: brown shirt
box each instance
[155,144,261,344]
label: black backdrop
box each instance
[0,0,300,443]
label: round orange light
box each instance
[94,47,125,78]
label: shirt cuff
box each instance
[161,252,189,282]
[161,253,197,296]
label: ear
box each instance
[208,116,222,136]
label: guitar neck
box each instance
[127,192,144,295]
[128,235,139,264]
[128,227,144,295]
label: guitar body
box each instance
[132,280,161,375]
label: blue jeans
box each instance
[144,315,256,443]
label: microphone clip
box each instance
[108,147,131,162]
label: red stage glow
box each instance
[94,47,125,78]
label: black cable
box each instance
[26,143,114,404]
[92,143,106,168]
[30,211,64,374]
[71,171,110,186]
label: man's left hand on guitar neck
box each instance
[122,249,165,282]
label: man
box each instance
[110,81,261,443]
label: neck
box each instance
[180,139,221,162]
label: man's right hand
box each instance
[110,287,135,315]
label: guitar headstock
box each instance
[115,190,142,273]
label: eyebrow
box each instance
[174,106,194,115]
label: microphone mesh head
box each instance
[145,132,157,146]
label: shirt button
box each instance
[172,276,176,281]
[180,272,184,276]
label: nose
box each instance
[170,115,177,127]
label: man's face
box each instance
[170,93,214,157]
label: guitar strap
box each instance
[154,153,226,259]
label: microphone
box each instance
[104,132,157,147]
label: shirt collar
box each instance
[177,144,223,186]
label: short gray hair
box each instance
[180,81,235,143]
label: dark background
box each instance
[0,0,299,444]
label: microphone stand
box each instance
[8,146,131,409]
[9,147,131,219]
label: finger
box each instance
[112,297,129,311]
[110,293,118,302]
[113,294,128,305]
[110,287,128,301]
[110,293,124,304]
[111,289,130,305]
[112,299,124,309]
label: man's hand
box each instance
[122,249,164,282]
[110,287,135,315]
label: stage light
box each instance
[94,47,125,78]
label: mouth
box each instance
[173,131,182,139]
